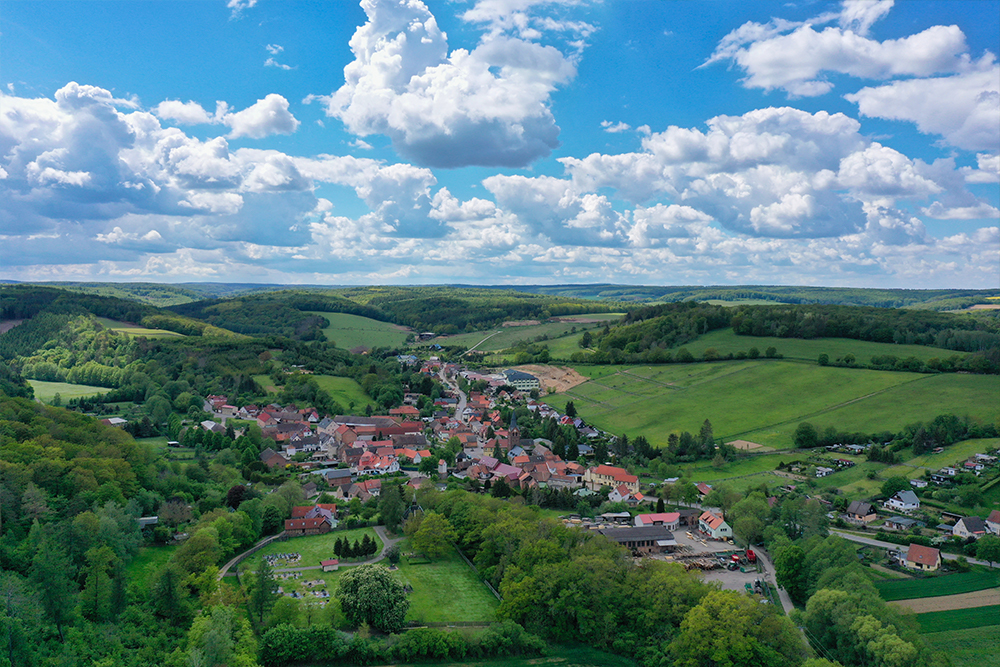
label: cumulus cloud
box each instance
[153,94,300,139]
[320,0,576,168]
[227,0,258,20]
[705,1,974,97]
[845,63,1000,151]
[601,120,631,133]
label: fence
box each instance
[453,543,502,601]
[217,531,288,581]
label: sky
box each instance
[1,0,998,288]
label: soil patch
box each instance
[0,320,24,334]
[502,320,542,327]
[513,364,588,394]
[890,588,1000,613]
[728,439,773,452]
[969,305,1000,310]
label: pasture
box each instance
[548,361,956,449]
[307,311,410,350]
[923,625,1000,666]
[313,375,374,411]
[668,329,972,365]
[437,314,621,352]
[28,379,108,404]
[95,317,185,338]
[875,571,1000,601]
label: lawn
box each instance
[549,361,940,449]
[923,625,1000,666]
[241,527,382,573]
[253,374,279,393]
[126,546,177,591]
[669,329,973,365]
[875,571,1000,601]
[308,312,410,351]
[915,605,1000,633]
[900,438,1000,469]
[28,379,109,404]
[95,317,185,338]
[393,547,498,624]
[312,375,374,412]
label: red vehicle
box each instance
[746,548,757,563]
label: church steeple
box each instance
[508,410,520,451]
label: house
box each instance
[634,512,680,531]
[598,525,677,554]
[846,501,877,524]
[941,467,957,476]
[929,473,950,485]
[584,465,639,493]
[885,490,920,513]
[903,543,941,571]
[284,517,333,536]
[815,466,834,478]
[953,516,988,540]
[909,479,928,489]
[698,510,733,540]
[320,559,339,572]
[695,483,712,497]
[987,510,1000,535]
[260,448,289,469]
[501,369,540,391]
[884,516,924,531]
[100,417,128,428]
[608,484,644,505]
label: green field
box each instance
[312,375,374,411]
[875,571,1000,601]
[370,644,636,667]
[899,438,1000,470]
[437,314,622,353]
[28,380,109,404]
[307,312,409,350]
[669,329,972,365]
[915,605,1000,633]
[923,625,1000,666]
[126,546,177,591]
[242,528,382,571]
[393,548,498,624]
[253,374,278,393]
[95,317,185,338]
[547,361,1000,449]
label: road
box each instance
[439,366,468,422]
[830,529,1000,569]
[750,546,796,615]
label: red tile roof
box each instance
[906,543,940,566]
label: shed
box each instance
[320,559,339,572]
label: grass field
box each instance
[126,546,177,591]
[307,312,409,351]
[253,374,278,393]
[547,361,998,449]
[242,528,382,571]
[900,438,1000,470]
[923,625,1000,666]
[394,548,498,624]
[95,317,185,338]
[875,571,1000,601]
[915,605,1000,633]
[313,375,374,411]
[437,314,621,353]
[28,379,109,404]
[669,329,972,365]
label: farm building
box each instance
[903,544,941,571]
[634,512,680,531]
[598,526,677,554]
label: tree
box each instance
[579,331,592,348]
[412,511,458,559]
[565,401,577,418]
[262,505,284,535]
[249,556,278,627]
[774,544,809,605]
[379,484,405,531]
[794,422,818,448]
[818,353,830,366]
[80,545,117,622]
[337,563,409,633]
[30,533,77,641]
[765,346,778,358]
[880,476,910,499]
[976,535,1000,566]
[491,477,513,499]
[152,563,190,625]
[656,496,665,513]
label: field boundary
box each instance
[876,571,1000,601]
[915,605,1000,633]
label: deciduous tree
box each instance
[337,564,409,633]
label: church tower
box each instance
[508,410,520,451]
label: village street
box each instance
[830,529,1000,569]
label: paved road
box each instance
[439,367,468,422]
[830,529,1000,569]
[750,546,796,615]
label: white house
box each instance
[885,490,920,513]
[698,510,733,540]
[953,516,988,540]
[987,510,1000,535]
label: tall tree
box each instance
[378,484,405,532]
[30,532,77,641]
[248,557,278,627]
[412,511,458,559]
[79,545,117,622]
[337,564,409,633]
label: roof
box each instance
[636,512,680,525]
[502,369,538,382]
[320,559,339,566]
[599,525,676,544]
[958,516,988,533]
[847,501,874,515]
[591,464,638,484]
[699,510,727,530]
[906,543,940,566]
[892,490,919,505]
[284,517,330,530]
[987,510,1000,524]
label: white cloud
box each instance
[265,57,294,71]
[228,0,258,20]
[223,94,300,139]
[266,44,284,55]
[963,153,1000,183]
[153,100,217,125]
[706,2,973,97]
[321,0,575,167]
[845,63,1000,151]
[601,120,631,133]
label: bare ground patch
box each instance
[0,319,25,334]
[728,439,774,452]
[502,320,542,327]
[890,588,1000,613]
[513,364,589,394]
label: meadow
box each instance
[307,312,410,350]
[914,605,1000,633]
[95,317,185,338]
[546,360,998,450]
[126,545,177,591]
[922,625,1000,667]
[436,314,621,352]
[312,375,374,411]
[875,571,1000,601]
[28,379,109,404]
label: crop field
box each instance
[669,329,971,364]
[437,314,620,352]
[313,375,374,411]
[876,571,1000,601]
[548,361,952,449]
[95,317,185,338]
[914,605,1000,633]
[924,625,1000,667]
[28,379,108,404]
[307,312,410,350]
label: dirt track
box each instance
[889,587,1000,613]
[513,365,589,394]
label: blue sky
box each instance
[1,0,997,287]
